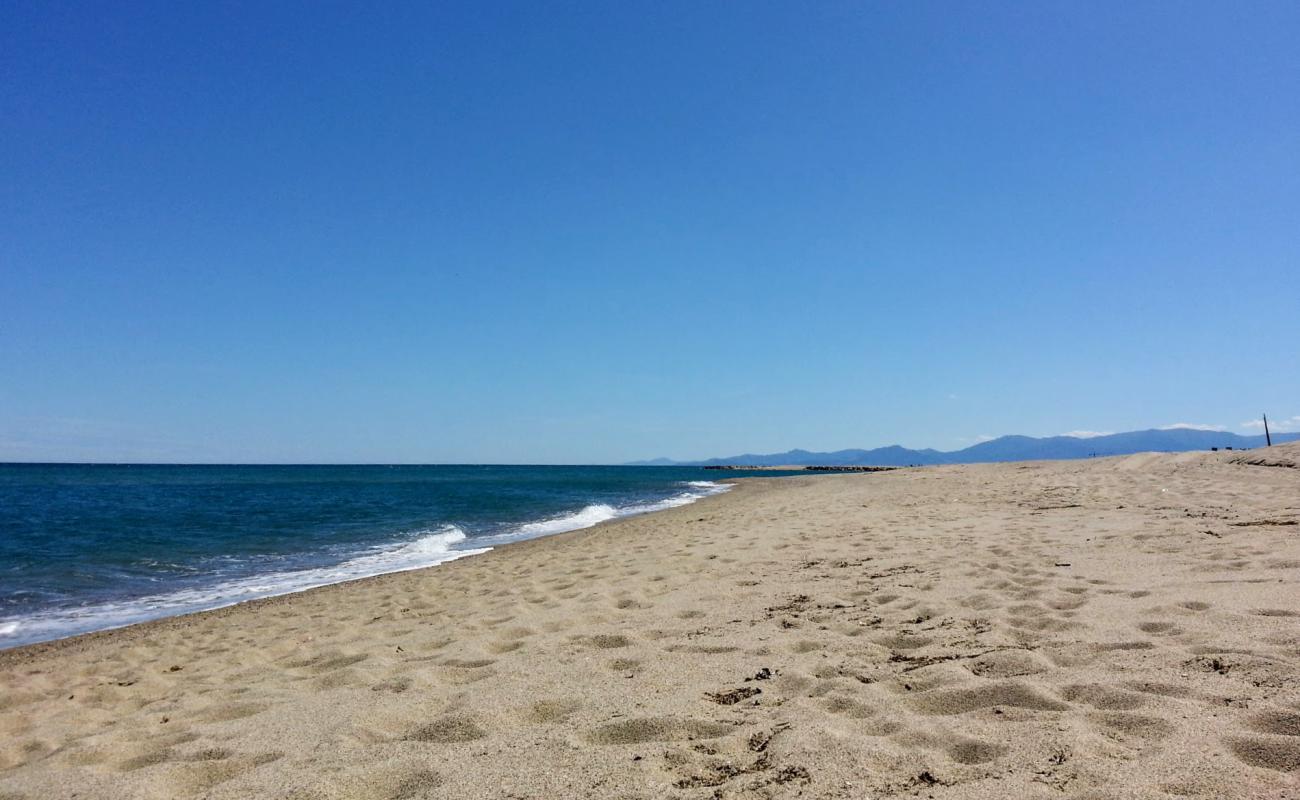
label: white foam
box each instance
[514,503,619,536]
[0,525,487,649]
[622,484,730,514]
[479,480,733,546]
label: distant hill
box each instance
[627,428,1300,467]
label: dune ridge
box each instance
[2,443,1299,798]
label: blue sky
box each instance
[2,2,1298,463]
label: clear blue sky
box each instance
[2,2,1297,464]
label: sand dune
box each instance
[2,444,1299,798]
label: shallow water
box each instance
[0,464,801,648]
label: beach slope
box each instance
[3,444,1299,798]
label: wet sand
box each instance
[2,444,1299,798]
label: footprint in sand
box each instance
[1135,621,1180,635]
[405,716,487,743]
[1058,684,1148,710]
[163,751,283,795]
[116,749,174,771]
[575,634,632,649]
[370,676,412,693]
[945,738,1007,764]
[522,699,581,724]
[584,717,732,745]
[1226,736,1300,772]
[304,763,444,799]
[383,769,444,799]
[908,681,1069,715]
[875,634,932,651]
[886,663,970,695]
[966,649,1052,678]
[1047,595,1088,611]
[1248,710,1300,737]
[1089,712,1175,741]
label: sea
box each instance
[0,464,805,650]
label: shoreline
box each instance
[3,448,1298,798]
[702,464,899,472]
[0,475,744,655]
[0,477,780,668]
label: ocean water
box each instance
[0,464,802,649]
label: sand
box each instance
[2,443,1299,799]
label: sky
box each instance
[2,2,1298,464]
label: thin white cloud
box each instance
[1060,430,1111,439]
[1242,415,1300,433]
[1158,423,1227,432]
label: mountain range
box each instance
[628,428,1299,467]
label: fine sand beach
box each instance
[2,445,1299,799]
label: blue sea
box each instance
[0,464,803,650]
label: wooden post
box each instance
[1264,413,1272,447]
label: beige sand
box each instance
[3,444,1299,799]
